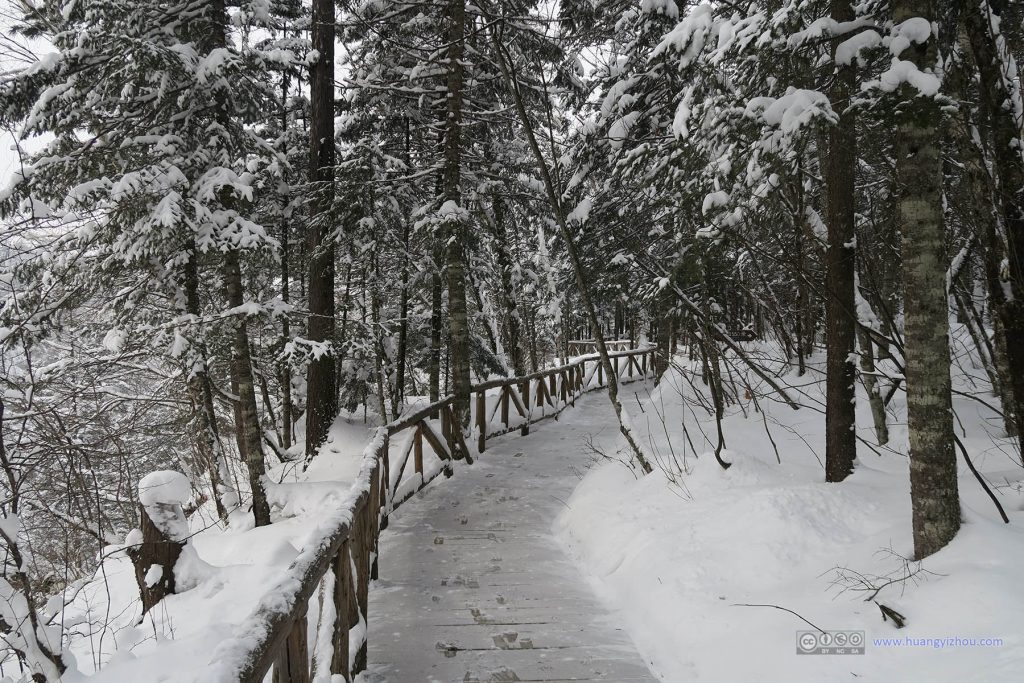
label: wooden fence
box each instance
[228,344,655,682]
[565,338,635,356]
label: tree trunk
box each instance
[993,315,1018,437]
[279,73,294,455]
[964,1,1024,445]
[489,195,525,375]
[223,251,272,527]
[893,0,960,559]
[305,0,338,457]
[857,326,889,445]
[655,288,673,381]
[394,119,412,412]
[824,0,859,482]
[128,502,186,615]
[794,207,808,376]
[442,0,472,434]
[429,268,443,403]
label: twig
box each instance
[953,432,1009,523]
[732,602,826,634]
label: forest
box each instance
[1,0,1022,681]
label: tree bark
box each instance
[223,251,272,527]
[279,73,294,454]
[964,1,1024,445]
[394,119,413,412]
[442,0,472,434]
[305,0,338,457]
[428,268,444,403]
[893,0,961,559]
[128,502,185,616]
[823,0,859,482]
[857,326,889,445]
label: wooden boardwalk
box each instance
[361,393,658,682]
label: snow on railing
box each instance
[174,344,656,682]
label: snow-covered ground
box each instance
[557,345,1024,682]
[55,373,600,680]
[50,337,1023,682]
[56,414,377,681]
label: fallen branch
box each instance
[732,603,825,634]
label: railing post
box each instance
[351,501,370,675]
[441,406,451,452]
[330,539,351,681]
[413,424,424,475]
[476,390,486,453]
[548,373,557,407]
[560,370,568,404]
[597,360,603,386]
[272,608,310,683]
[519,380,530,435]
[380,434,390,527]
[500,386,510,428]
[369,463,381,581]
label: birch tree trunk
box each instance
[893,0,960,559]
[857,327,889,445]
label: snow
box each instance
[701,190,730,214]
[890,18,933,57]
[138,470,192,507]
[101,328,127,353]
[836,29,882,66]
[640,0,679,20]
[653,4,715,69]
[557,342,1024,682]
[744,89,836,134]
[672,87,695,138]
[873,59,941,96]
[567,197,592,224]
[608,112,640,150]
[55,401,468,680]
[144,564,163,588]
[0,513,22,541]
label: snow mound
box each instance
[138,470,192,506]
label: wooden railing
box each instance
[566,338,636,356]
[223,344,656,682]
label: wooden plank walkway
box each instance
[361,393,658,682]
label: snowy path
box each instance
[362,391,658,682]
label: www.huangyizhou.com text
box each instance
[872,636,1004,649]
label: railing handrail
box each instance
[223,344,657,682]
[472,344,651,391]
